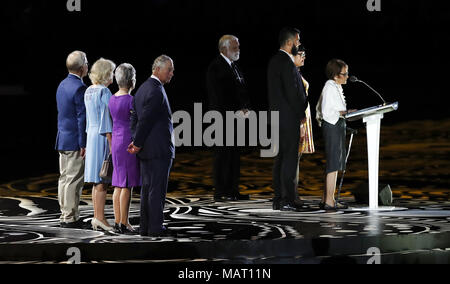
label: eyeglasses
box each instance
[339,72,349,77]
[299,51,306,58]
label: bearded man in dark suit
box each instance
[206,35,251,202]
[267,27,309,211]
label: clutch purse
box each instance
[99,153,113,179]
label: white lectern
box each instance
[345,102,400,211]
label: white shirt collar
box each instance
[220,53,233,66]
[328,79,344,94]
[151,74,162,85]
[279,49,295,63]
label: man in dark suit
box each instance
[206,35,251,202]
[267,28,308,211]
[55,50,88,228]
[128,55,175,237]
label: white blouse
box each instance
[316,80,347,126]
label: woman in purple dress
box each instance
[109,63,141,234]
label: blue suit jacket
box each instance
[131,77,175,160]
[55,74,87,151]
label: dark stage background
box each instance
[0,0,449,183]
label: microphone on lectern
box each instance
[349,76,359,83]
[349,76,387,105]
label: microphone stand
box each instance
[351,77,387,106]
[336,127,357,207]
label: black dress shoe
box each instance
[280,204,300,212]
[62,219,90,229]
[291,199,310,211]
[273,202,281,210]
[214,195,236,202]
[272,198,281,210]
[148,228,176,238]
[233,193,250,200]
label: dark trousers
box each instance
[213,147,240,197]
[272,127,301,206]
[139,158,173,235]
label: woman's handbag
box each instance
[99,153,113,179]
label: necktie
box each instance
[231,62,244,84]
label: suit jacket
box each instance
[267,50,308,130]
[130,77,175,160]
[206,55,250,113]
[55,74,87,151]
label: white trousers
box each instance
[58,151,84,223]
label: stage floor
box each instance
[0,119,449,263]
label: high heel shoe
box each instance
[91,218,113,231]
[319,202,348,211]
[319,202,336,211]
[120,224,138,235]
[114,223,121,233]
[335,202,349,209]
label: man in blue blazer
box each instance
[128,55,175,237]
[55,51,89,228]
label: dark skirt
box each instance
[322,118,346,174]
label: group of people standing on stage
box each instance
[55,26,355,237]
[56,52,175,237]
[208,27,356,212]
[268,27,357,212]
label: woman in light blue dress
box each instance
[84,58,116,231]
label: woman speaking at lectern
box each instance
[316,59,356,210]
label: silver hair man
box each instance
[152,55,173,72]
[218,35,240,62]
[152,55,174,85]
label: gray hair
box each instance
[152,55,173,72]
[115,63,136,89]
[218,35,238,52]
[66,50,87,72]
